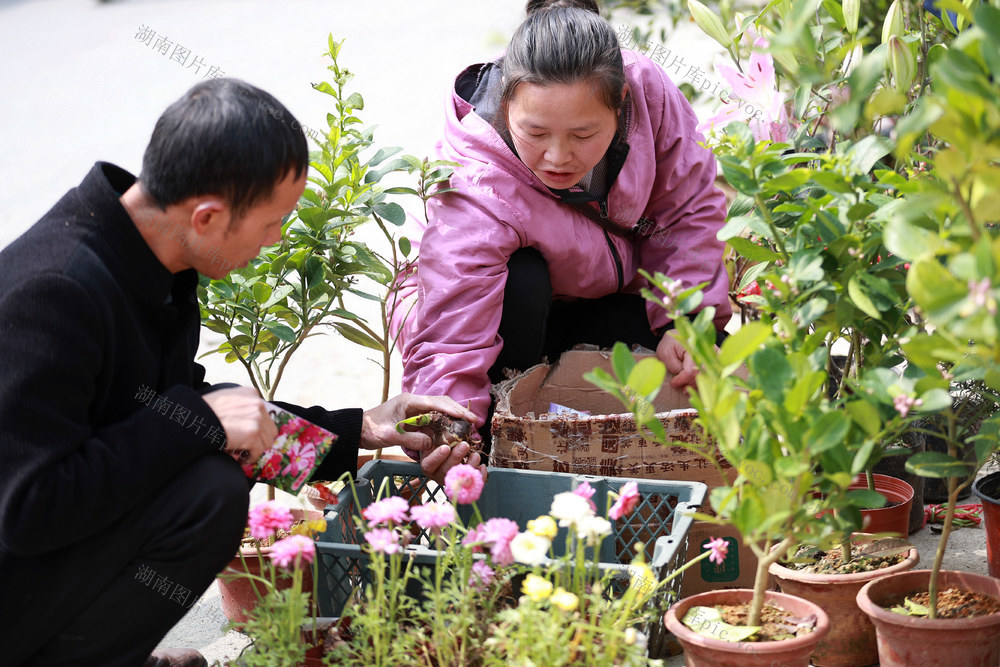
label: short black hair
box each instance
[139,78,308,222]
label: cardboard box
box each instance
[489,348,731,481]
[489,348,759,595]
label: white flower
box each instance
[510,531,551,566]
[549,492,594,528]
[576,515,613,546]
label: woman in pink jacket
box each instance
[395,0,731,446]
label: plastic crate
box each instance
[315,459,706,658]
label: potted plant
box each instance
[687,0,938,536]
[587,261,923,665]
[198,36,456,625]
[851,4,1000,665]
[221,499,334,666]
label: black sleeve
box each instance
[270,402,363,482]
[0,275,226,556]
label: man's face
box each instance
[197,169,307,279]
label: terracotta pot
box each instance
[850,474,913,538]
[301,617,337,666]
[217,508,324,626]
[663,589,830,666]
[768,542,919,667]
[856,569,1000,667]
[972,470,1000,578]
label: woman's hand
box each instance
[656,331,699,390]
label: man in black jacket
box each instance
[0,78,482,667]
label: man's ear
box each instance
[190,198,229,236]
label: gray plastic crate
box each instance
[315,460,706,658]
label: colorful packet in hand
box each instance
[240,403,337,493]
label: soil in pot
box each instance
[881,586,1000,618]
[708,602,819,642]
[973,470,1000,577]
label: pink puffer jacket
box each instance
[393,50,731,425]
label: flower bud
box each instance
[841,43,864,77]
[887,35,916,93]
[843,0,860,34]
[688,0,732,49]
[882,0,904,44]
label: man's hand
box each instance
[363,392,485,484]
[202,386,277,466]
[657,331,699,390]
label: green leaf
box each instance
[848,274,883,320]
[727,236,781,262]
[344,91,364,110]
[333,323,382,351]
[848,488,887,509]
[252,282,272,305]
[627,357,666,397]
[399,237,412,257]
[719,321,771,368]
[374,202,407,226]
[611,342,636,383]
[806,412,850,453]
[682,607,761,642]
[263,322,296,343]
[847,136,893,175]
[905,451,975,478]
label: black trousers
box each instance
[482,247,662,445]
[4,454,249,667]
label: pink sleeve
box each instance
[401,193,523,426]
[639,67,732,333]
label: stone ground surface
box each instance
[2,1,997,665]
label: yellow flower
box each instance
[522,574,553,602]
[628,563,656,595]
[527,515,558,539]
[550,587,579,612]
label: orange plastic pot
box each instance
[850,474,913,538]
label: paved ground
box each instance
[2,1,996,665]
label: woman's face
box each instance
[507,80,619,190]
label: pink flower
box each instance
[362,496,410,527]
[697,37,790,142]
[608,482,641,521]
[410,502,456,531]
[444,464,485,504]
[704,536,729,566]
[469,560,495,590]
[479,518,520,565]
[365,527,400,555]
[248,501,294,540]
[269,534,315,569]
[893,394,922,418]
[281,440,316,478]
[463,524,485,552]
[573,481,597,512]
